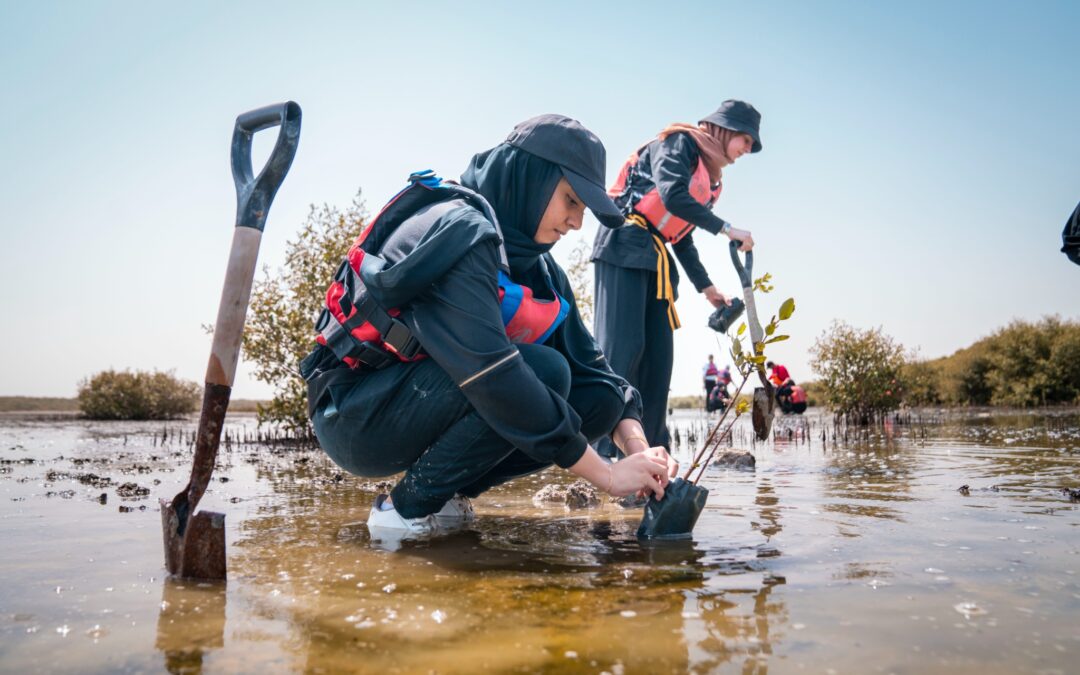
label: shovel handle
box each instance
[231,101,302,232]
[206,102,302,388]
[728,239,753,289]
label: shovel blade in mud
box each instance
[161,498,227,581]
[752,387,775,441]
[637,478,710,540]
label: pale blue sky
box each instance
[1,1,1077,398]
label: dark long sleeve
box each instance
[404,241,589,468]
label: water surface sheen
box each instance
[1,409,1078,673]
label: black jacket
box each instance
[1064,201,1080,266]
[305,199,642,469]
[592,132,731,293]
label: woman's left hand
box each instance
[703,286,731,309]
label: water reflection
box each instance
[155,579,226,674]
[222,452,792,673]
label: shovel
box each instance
[160,101,301,580]
[727,240,775,441]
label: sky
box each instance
[1,1,1078,399]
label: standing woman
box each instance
[592,100,763,453]
[301,115,678,537]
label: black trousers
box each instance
[312,343,623,518]
[593,261,674,453]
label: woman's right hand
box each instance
[727,227,754,251]
[609,453,670,499]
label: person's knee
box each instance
[577,387,624,444]
[517,343,571,398]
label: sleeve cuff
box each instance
[552,433,589,469]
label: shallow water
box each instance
[1,408,1078,674]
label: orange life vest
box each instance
[609,147,722,244]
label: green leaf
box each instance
[750,355,766,365]
[737,322,747,336]
[779,298,796,321]
[766,335,790,344]
[765,323,776,336]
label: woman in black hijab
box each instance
[302,115,678,540]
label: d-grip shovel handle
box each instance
[232,101,302,233]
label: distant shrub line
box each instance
[77,370,200,420]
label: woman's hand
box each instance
[702,286,732,309]
[609,453,670,499]
[726,227,754,251]
[641,445,679,479]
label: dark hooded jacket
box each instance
[592,132,732,295]
[303,145,642,468]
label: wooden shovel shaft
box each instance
[206,227,263,388]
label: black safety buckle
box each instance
[383,318,422,360]
[352,342,396,371]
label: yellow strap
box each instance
[628,215,680,330]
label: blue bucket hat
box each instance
[699,100,763,153]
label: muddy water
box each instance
[1,409,1078,674]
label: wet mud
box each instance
[1,409,1079,673]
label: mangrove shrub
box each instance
[809,321,906,424]
[938,317,1080,407]
[243,194,367,434]
[78,370,200,420]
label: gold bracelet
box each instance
[624,435,650,449]
[606,464,614,494]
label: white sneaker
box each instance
[433,495,475,527]
[367,494,436,537]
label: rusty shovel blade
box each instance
[161,382,231,581]
[161,497,226,580]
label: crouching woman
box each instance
[300,115,678,537]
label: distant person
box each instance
[767,361,792,388]
[706,364,733,413]
[784,384,808,414]
[702,354,720,401]
[766,361,795,406]
[592,100,763,454]
[1064,201,1080,266]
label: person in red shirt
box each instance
[766,361,791,387]
[766,361,796,410]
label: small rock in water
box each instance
[563,481,600,509]
[957,484,970,496]
[116,482,150,498]
[1061,487,1080,502]
[532,484,565,504]
[715,451,756,470]
[612,493,649,509]
[532,480,600,510]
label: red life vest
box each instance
[704,362,720,378]
[789,385,807,404]
[314,171,569,371]
[609,143,722,244]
